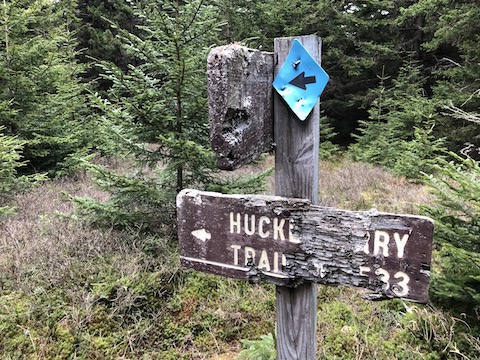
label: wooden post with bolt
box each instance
[274,34,321,359]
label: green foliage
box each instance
[72,0,221,233]
[3,159,480,359]
[74,0,272,233]
[206,166,273,195]
[399,1,480,152]
[218,0,406,143]
[0,128,26,215]
[320,116,339,160]
[422,152,480,311]
[350,63,446,180]
[0,126,44,216]
[76,0,141,89]
[0,0,93,176]
[70,160,177,233]
[238,333,276,360]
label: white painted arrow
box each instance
[191,229,211,242]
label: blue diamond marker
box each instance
[273,40,329,121]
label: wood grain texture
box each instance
[177,189,434,302]
[274,35,321,360]
[207,44,274,170]
[274,35,320,204]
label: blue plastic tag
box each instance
[273,40,329,121]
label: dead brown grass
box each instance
[0,156,440,359]
[318,158,433,214]
[0,167,173,294]
[229,155,433,214]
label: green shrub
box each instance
[238,333,276,360]
[350,63,445,180]
[0,126,44,216]
[422,152,480,312]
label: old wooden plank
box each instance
[207,44,274,170]
[177,189,434,303]
[273,36,320,203]
[274,35,321,360]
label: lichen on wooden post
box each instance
[207,44,274,170]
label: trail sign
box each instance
[207,44,274,170]
[273,40,329,120]
[177,189,434,303]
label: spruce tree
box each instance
[0,0,91,175]
[216,0,406,144]
[399,0,480,152]
[349,62,445,180]
[73,0,269,234]
[76,0,142,89]
[0,126,44,216]
[422,151,480,312]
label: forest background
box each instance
[0,0,479,358]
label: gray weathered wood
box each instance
[207,44,274,170]
[274,35,321,360]
[274,36,320,203]
[177,189,434,302]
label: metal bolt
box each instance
[292,60,301,69]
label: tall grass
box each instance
[0,158,478,359]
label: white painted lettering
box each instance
[274,252,280,272]
[244,214,255,235]
[230,212,241,234]
[375,268,391,290]
[258,250,271,271]
[374,230,390,257]
[273,218,286,240]
[245,247,255,265]
[314,262,327,278]
[231,244,241,265]
[258,216,271,238]
[363,231,371,254]
[359,266,371,276]
[359,265,411,297]
[393,271,410,296]
[394,233,409,258]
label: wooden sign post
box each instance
[273,35,321,359]
[178,34,435,359]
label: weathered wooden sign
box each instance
[177,189,434,303]
[207,44,274,170]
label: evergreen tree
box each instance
[0,0,91,175]
[76,0,142,89]
[399,0,480,152]
[422,152,480,312]
[349,62,445,180]
[73,0,269,234]
[0,126,45,216]
[216,1,413,144]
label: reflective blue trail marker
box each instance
[273,39,329,121]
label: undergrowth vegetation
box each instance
[1,0,479,358]
[1,158,478,359]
